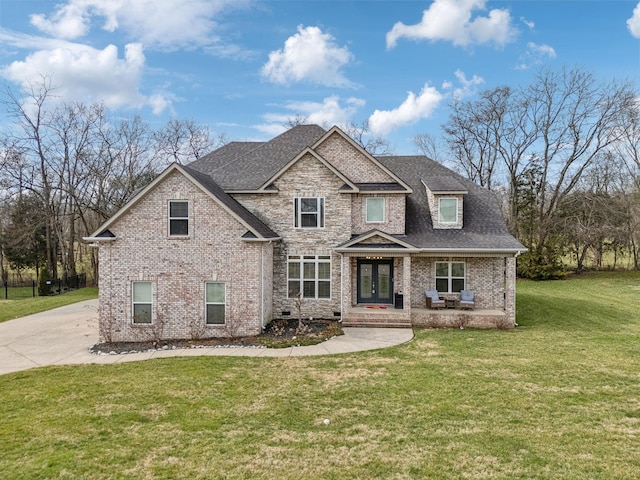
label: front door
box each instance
[357,259,394,304]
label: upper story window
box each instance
[366,197,385,223]
[435,261,465,293]
[169,200,189,236]
[294,197,324,228]
[438,198,458,224]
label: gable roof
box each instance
[85,163,279,241]
[422,176,468,195]
[188,125,327,191]
[312,126,413,194]
[335,230,417,252]
[376,156,526,253]
[257,147,359,192]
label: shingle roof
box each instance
[188,125,327,190]
[181,165,279,239]
[422,176,468,194]
[376,156,525,251]
[187,125,523,252]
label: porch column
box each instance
[402,256,411,312]
[341,254,352,313]
[505,256,516,326]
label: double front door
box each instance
[357,259,393,304]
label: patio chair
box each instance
[425,290,446,309]
[459,290,475,310]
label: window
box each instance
[288,255,331,299]
[435,262,465,293]
[366,197,385,223]
[205,282,226,325]
[169,201,189,236]
[132,281,152,324]
[294,197,324,228]
[438,198,458,224]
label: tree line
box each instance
[0,77,225,284]
[414,66,639,277]
[2,67,639,283]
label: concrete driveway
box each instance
[0,299,413,375]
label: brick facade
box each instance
[97,170,272,342]
[93,128,521,341]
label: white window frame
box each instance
[168,200,189,237]
[205,282,226,325]
[294,197,325,229]
[287,255,331,299]
[365,197,385,223]
[132,281,152,324]
[438,197,458,224]
[435,261,466,293]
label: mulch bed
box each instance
[90,318,344,355]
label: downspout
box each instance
[260,242,265,329]
[337,251,344,322]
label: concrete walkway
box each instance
[0,299,414,376]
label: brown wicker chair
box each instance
[425,290,446,309]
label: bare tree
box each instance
[154,118,225,164]
[412,132,442,160]
[343,120,393,156]
[2,77,60,277]
[442,67,636,273]
[524,67,635,252]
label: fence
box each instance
[2,273,87,299]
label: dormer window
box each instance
[438,198,458,224]
[169,200,189,236]
[294,197,324,228]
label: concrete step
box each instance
[341,319,412,329]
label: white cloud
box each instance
[28,0,249,52]
[515,42,557,70]
[261,26,355,87]
[444,69,484,100]
[30,2,90,39]
[521,17,535,30]
[255,95,365,135]
[386,0,517,49]
[1,41,170,114]
[628,3,640,38]
[368,85,443,136]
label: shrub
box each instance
[38,267,52,296]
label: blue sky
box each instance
[1,0,640,154]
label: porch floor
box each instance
[342,306,508,329]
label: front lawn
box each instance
[0,287,98,323]
[1,272,639,479]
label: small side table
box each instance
[445,298,458,309]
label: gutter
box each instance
[241,237,282,243]
[82,236,117,244]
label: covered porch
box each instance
[336,236,517,329]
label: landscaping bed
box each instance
[90,317,344,354]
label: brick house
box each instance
[85,125,526,342]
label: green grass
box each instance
[0,287,98,323]
[1,272,639,479]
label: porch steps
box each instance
[341,307,412,329]
[341,319,412,329]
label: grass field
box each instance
[1,272,639,479]
[0,287,98,323]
